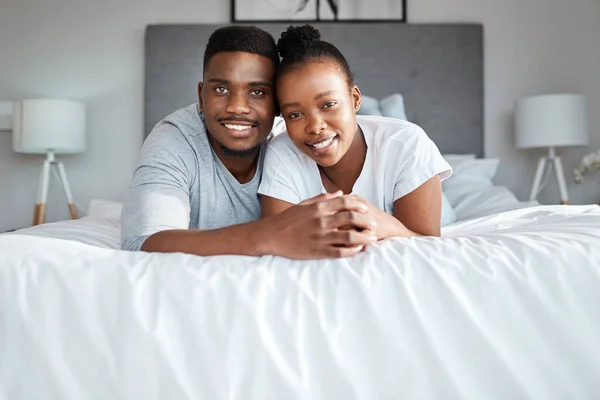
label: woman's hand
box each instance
[342,195,417,240]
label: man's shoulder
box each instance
[144,104,208,151]
[149,103,205,136]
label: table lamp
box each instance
[515,94,589,204]
[12,99,86,225]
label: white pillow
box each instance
[442,157,522,220]
[443,157,498,191]
[440,192,457,226]
[87,199,124,221]
[442,153,476,163]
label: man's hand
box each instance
[255,191,379,259]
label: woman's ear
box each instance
[352,85,362,113]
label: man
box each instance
[121,25,377,259]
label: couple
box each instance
[121,24,451,259]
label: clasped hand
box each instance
[261,191,410,259]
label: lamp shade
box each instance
[515,94,588,149]
[12,99,86,154]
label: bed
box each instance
[2,23,600,400]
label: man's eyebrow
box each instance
[207,78,272,87]
[249,81,272,87]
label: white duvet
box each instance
[1,205,600,400]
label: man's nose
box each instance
[226,93,251,115]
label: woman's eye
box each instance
[250,89,264,96]
[215,87,228,94]
[322,101,337,109]
[287,112,302,119]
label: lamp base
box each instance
[32,151,79,226]
[529,147,569,204]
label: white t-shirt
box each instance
[258,115,452,214]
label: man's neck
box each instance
[210,139,261,184]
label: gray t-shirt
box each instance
[121,103,266,251]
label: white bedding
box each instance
[1,205,600,399]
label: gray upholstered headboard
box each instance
[145,23,483,156]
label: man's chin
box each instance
[219,142,261,158]
[205,125,265,158]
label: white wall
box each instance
[1,0,599,231]
[410,0,600,208]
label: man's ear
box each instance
[197,82,204,111]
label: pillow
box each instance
[443,157,499,189]
[357,93,407,120]
[357,95,382,116]
[87,199,124,221]
[441,192,457,226]
[271,116,287,138]
[450,186,521,221]
[441,157,522,220]
[442,153,476,163]
[379,93,407,120]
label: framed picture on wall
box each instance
[231,0,406,23]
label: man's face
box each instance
[199,52,276,157]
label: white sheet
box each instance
[1,205,600,399]
[10,217,121,249]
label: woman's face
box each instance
[277,60,361,167]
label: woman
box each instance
[258,25,451,239]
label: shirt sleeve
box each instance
[120,124,197,251]
[392,125,452,202]
[257,146,302,205]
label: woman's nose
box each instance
[306,115,326,135]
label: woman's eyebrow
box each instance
[315,90,334,100]
[281,101,300,110]
[281,90,336,109]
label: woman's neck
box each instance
[319,126,367,194]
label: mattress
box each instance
[1,205,600,399]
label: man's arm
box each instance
[121,124,195,252]
[142,192,379,259]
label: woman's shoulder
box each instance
[358,115,428,149]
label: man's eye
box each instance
[322,101,336,109]
[287,112,302,119]
[215,87,228,94]
[250,89,264,96]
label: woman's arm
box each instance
[392,175,442,237]
[261,194,295,217]
[354,175,442,240]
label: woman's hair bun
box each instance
[277,25,321,59]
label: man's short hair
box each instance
[203,25,280,70]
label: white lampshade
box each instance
[12,99,86,154]
[515,94,589,149]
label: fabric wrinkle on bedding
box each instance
[2,205,600,399]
